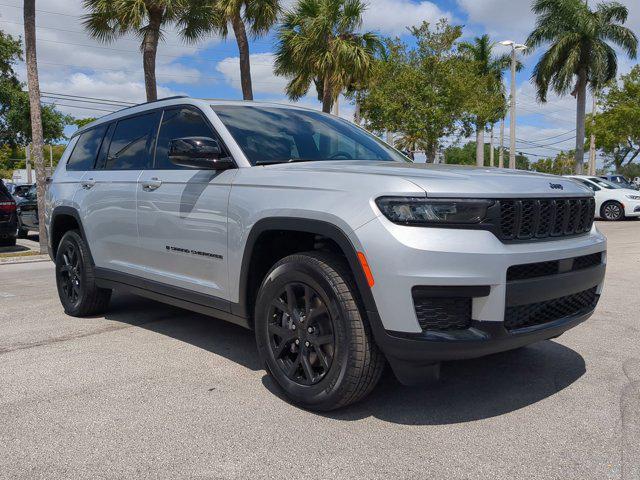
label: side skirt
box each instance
[94,268,251,330]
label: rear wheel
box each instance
[255,252,384,411]
[55,230,111,316]
[17,226,28,238]
[0,236,16,247]
[601,201,624,221]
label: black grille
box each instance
[414,297,471,331]
[504,287,598,331]
[496,197,595,242]
[507,252,603,281]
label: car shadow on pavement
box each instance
[105,292,585,425]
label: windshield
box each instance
[212,105,406,166]
[588,177,624,189]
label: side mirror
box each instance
[168,137,235,170]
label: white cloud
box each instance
[0,0,221,118]
[362,0,452,35]
[216,53,288,96]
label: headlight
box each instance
[625,194,640,200]
[375,197,493,225]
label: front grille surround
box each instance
[504,287,598,331]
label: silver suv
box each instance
[45,96,607,410]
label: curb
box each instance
[0,256,51,265]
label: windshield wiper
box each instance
[255,158,318,165]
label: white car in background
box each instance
[567,175,640,221]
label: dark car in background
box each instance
[600,175,639,190]
[15,184,38,238]
[0,180,18,246]
[12,184,33,198]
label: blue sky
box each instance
[0,0,638,161]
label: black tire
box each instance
[17,227,28,239]
[600,201,625,221]
[55,230,111,316]
[255,252,385,411]
[0,236,16,247]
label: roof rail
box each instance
[115,95,190,113]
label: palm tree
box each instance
[274,0,381,113]
[459,35,517,167]
[394,133,429,160]
[23,0,47,254]
[83,0,189,102]
[527,0,637,174]
[180,0,280,100]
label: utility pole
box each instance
[500,40,527,169]
[499,117,505,168]
[588,95,597,175]
[489,124,495,167]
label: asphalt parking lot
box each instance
[1,221,639,479]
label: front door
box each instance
[137,106,236,300]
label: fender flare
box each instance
[233,217,380,323]
[49,206,94,264]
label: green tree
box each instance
[181,0,279,101]
[72,117,98,129]
[526,0,638,174]
[588,66,640,171]
[357,20,474,162]
[83,0,192,102]
[458,34,516,166]
[530,150,575,175]
[274,0,381,113]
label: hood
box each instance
[266,161,593,198]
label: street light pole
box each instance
[500,40,527,169]
[509,46,517,169]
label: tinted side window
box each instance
[154,108,217,169]
[105,112,160,170]
[67,125,108,171]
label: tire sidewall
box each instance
[255,258,353,408]
[55,231,90,315]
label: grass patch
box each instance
[0,250,43,259]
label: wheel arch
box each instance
[234,217,379,327]
[50,206,94,264]
[600,199,625,220]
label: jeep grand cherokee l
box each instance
[45,97,606,410]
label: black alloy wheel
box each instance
[57,240,82,306]
[268,282,335,386]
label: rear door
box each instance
[137,106,236,299]
[76,111,161,275]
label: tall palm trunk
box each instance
[489,124,495,167]
[142,8,162,102]
[231,13,253,101]
[574,68,588,175]
[321,74,332,113]
[23,0,47,254]
[475,122,484,167]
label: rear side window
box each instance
[67,125,108,171]
[105,112,160,170]
[154,107,218,169]
[0,181,10,200]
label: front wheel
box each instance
[601,201,625,221]
[254,252,384,411]
[55,230,112,316]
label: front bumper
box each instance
[0,220,17,239]
[355,215,606,381]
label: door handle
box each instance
[81,178,96,189]
[141,177,162,191]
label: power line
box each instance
[0,18,274,52]
[41,91,134,106]
[41,101,116,113]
